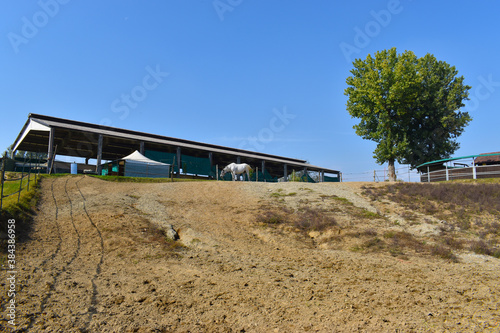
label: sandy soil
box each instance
[1,175,499,332]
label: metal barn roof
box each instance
[12,113,340,178]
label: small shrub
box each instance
[440,236,465,250]
[385,231,425,253]
[383,231,396,239]
[431,245,458,261]
[363,228,378,237]
[486,221,500,235]
[256,210,287,225]
[469,240,494,256]
[358,210,381,219]
[294,207,337,231]
[362,237,383,249]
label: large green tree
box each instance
[345,48,472,181]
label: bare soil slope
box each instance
[1,176,499,332]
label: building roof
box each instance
[474,152,500,165]
[12,113,340,176]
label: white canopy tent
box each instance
[103,150,171,178]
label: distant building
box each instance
[474,152,500,166]
[418,152,500,182]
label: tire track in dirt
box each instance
[75,176,104,328]
[20,177,82,329]
[2,178,64,329]
[34,177,82,323]
[23,178,63,329]
[30,178,63,275]
[20,176,108,330]
[18,178,62,294]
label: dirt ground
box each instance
[1,175,499,332]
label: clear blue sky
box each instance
[1,1,499,180]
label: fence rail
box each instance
[420,164,500,182]
[341,165,420,182]
[1,154,43,210]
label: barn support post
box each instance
[283,164,288,182]
[445,164,449,181]
[96,134,103,175]
[427,166,430,183]
[139,141,145,155]
[236,156,241,164]
[176,147,181,178]
[208,152,213,178]
[261,161,266,182]
[47,127,55,174]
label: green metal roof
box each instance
[416,153,500,169]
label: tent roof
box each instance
[121,150,170,165]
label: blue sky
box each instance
[1,1,499,181]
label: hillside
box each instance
[1,176,499,332]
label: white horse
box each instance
[220,163,252,181]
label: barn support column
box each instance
[236,156,241,164]
[176,147,181,178]
[283,164,288,182]
[304,167,308,181]
[96,134,103,175]
[139,141,145,155]
[47,127,55,174]
[261,161,266,182]
[208,152,213,178]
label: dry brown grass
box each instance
[362,181,500,259]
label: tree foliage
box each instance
[345,48,472,180]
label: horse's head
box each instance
[220,168,227,178]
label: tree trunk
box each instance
[388,158,396,182]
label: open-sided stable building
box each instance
[11,114,340,181]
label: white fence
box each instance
[341,165,420,182]
[420,164,500,182]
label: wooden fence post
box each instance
[0,158,5,210]
[18,155,26,203]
